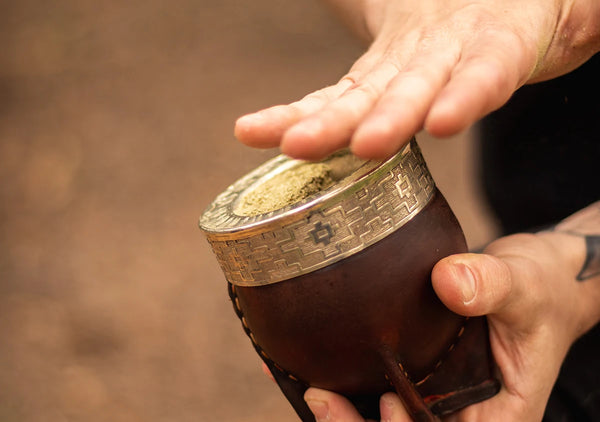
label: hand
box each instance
[302,230,600,421]
[235,0,600,160]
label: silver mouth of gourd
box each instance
[199,138,435,286]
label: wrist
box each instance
[555,0,600,67]
[536,230,585,280]
[536,209,600,336]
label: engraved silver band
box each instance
[200,140,435,286]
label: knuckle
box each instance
[301,87,332,104]
[339,72,359,86]
[476,60,512,101]
[346,79,382,101]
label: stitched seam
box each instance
[414,318,469,386]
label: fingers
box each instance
[280,62,400,160]
[235,78,356,149]
[425,31,529,136]
[304,388,365,422]
[431,253,515,318]
[235,51,383,154]
[379,392,413,422]
[431,238,561,335]
[350,49,459,159]
[236,18,534,160]
[304,389,413,422]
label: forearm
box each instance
[562,0,600,53]
[531,0,600,81]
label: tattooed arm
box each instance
[552,202,600,281]
[302,201,600,422]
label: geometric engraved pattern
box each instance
[201,141,435,286]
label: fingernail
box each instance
[457,263,476,304]
[306,399,329,421]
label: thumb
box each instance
[431,253,515,318]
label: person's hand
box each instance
[301,228,600,421]
[235,0,600,160]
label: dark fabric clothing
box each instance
[478,53,600,235]
[477,53,600,421]
[544,323,600,422]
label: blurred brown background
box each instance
[0,1,498,421]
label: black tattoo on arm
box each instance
[577,235,600,281]
[551,202,600,282]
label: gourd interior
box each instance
[234,151,366,216]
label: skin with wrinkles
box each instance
[235,0,600,161]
